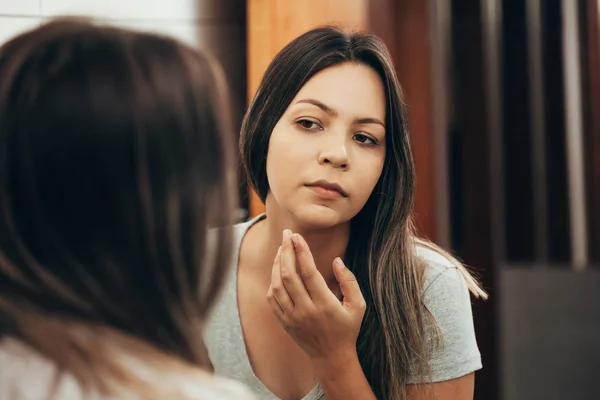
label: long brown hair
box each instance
[240,26,487,400]
[0,18,237,397]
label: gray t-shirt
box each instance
[205,215,482,399]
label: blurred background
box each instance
[1,0,598,399]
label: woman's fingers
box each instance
[267,285,286,321]
[280,229,312,307]
[291,233,335,303]
[332,257,367,315]
[268,246,294,314]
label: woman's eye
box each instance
[296,119,322,131]
[354,133,377,145]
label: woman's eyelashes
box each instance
[353,133,379,146]
[295,118,323,131]
[294,118,380,146]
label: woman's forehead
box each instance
[289,63,386,120]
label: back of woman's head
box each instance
[0,17,236,393]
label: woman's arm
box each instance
[314,354,475,400]
[407,373,475,400]
[312,349,377,400]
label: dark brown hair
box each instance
[240,26,486,400]
[0,18,237,396]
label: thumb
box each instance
[333,258,365,311]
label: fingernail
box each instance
[334,257,345,270]
[291,233,299,247]
[283,229,292,241]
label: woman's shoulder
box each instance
[414,244,463,291]
[413,243,475,320]
[164,369,256,400]
[410,243,483,383]
[415,240,488,299]
[0,337,255,400]
[0,337,88,400]
[152,356,255,400]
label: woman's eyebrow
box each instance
[294,98,385,127]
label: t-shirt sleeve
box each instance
[407,263,483,384]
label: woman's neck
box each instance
[247,202,350,287]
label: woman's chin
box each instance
[291,204,348,230]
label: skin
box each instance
[238,62,475,400]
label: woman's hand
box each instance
[266,229,366,363]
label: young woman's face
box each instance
[265,62,386,229]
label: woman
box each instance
[205,26,488,400]
[0,18,254,399]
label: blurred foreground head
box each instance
[0,17,237,397]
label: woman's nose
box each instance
[317,135,350,170]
